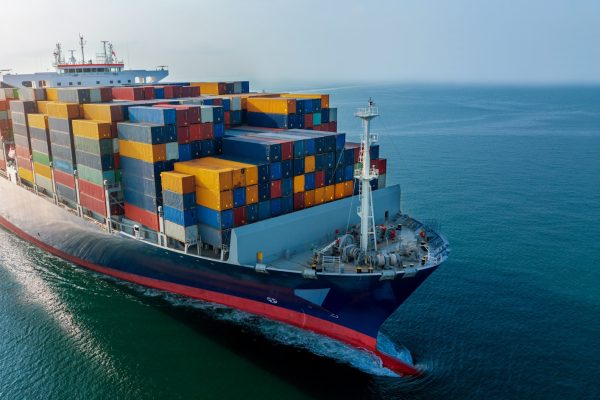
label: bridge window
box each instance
[76,68,83,73]
[77,82,81,85]
[128,79,131,83]
[57,82,62,86]
[69,82,73,85]
[96,81,100,84]
[117,80,121,83]
[110,80,113,84]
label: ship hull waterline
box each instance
[0,180,437,376]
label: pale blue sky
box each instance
[1,0,598,86]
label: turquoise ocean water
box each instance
[1,85,599,399]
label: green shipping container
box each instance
[32,151,51,166]
[77,164,117,186]
[313,112,322,126]
[74,136,114,156]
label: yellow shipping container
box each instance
[293,175,305,194]
[334,183,345,199]
[82,103,122,122]
[161,172,195,194]
[305,190,315,207]
[36,101,53,115]
[119,140,166,163]
[343,181,354,197]
[190,82,221,95]
[314,187,325,205]
[46,88,59,101]
[72,119,112,139]
[33,162,52,180]
[305,155,315,173]
[18,166,34,183]
[282,93,329,109]
[247,97,296,115]
[174,158,233,191]
[324,185,335,202]
[195,187,233,211]
[27,114,48,130]
[246,185,259,204]
[46,102,80,119]
[210,158,258,187]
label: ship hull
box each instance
[0,178,439,376]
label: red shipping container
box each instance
[0,119,11,130]
[189,86,201,97]
[189,123,213,141]
[370,158,387,175]
[178,126,190,144]
[293,192,305,210]
[315,170,325,188]
[270,180,282,198]
[304,114,313,129]
[114,154,121,170]
[110,122,119,138]
[16,146,31,158]
[224,111,231,127]
[329,121,337,132]
[163,86,182,99]
[54,169,76,188]
[154,104,188,127]
[112,87,144,101]
[233,206,246,227]
[181,105,201,123]
[180,86,191,97]
[142,86,155,100]
[80,192,107,216]
[79,179,105,201]
[99,87,113,102]
[124,203,159,231]
[0,100,8,111]
[16,157,31,169]
[199,122,214,140]
[0,160,6,171]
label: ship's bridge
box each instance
[56,63,125,74]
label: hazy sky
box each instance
[1,0,598,86]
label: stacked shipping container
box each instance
[2,81,388,250]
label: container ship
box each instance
[0,42,449,376]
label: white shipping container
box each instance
[378,173,386,189]
[329,108,338,122]
[166,142,179,161]
[165,220,198,244]
[199,106,214,123]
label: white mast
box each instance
[354,99,379,253]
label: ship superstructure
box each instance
[0,36,168,88]
[0,80,449,377]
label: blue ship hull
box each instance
[0,177,441,375]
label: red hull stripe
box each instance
[0,215,420,376]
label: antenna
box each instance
[354,99,380,253]
[79,34,86,64]
[101,40,109,63]
[68,50,77,64]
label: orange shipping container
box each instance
[33,162,52,180]
[27,114,48,130]
[246,185,259,204]
[305,155,315,173]
[161,171,196,194]
[174,159,233,191]
[281,93,329,109]
[72,119,112,139]
[314,187,325,205]
[324,185,335,202]
[343,181,354,197]
[46,102,80,119]
[247,97,296,115]
[45,88,59,101]
[209,158,258,187]
[195,187,233,211]
[36,101,53,115]
[304,190,315,207]
[18,167,34,183]
[82,103,124,122]
[293,175,305,194]
[335,183,345,199]
[119,140,166,163]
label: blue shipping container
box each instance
[163,190,196,210]
[128,106,176,125]
[246,203,259,223]
[197,205,233,230]
[281,178,292,197]
[120,156,164,180]
[233,187,246,207]
[164,206,198,227]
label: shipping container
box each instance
[128,106,176,125]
